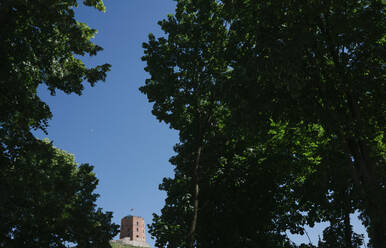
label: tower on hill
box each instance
[111,214,150,247]
[120,215,146,242]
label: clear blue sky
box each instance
[34,1,368,247]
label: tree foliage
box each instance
[0,0,118,247]
[141,1,228,246]
[0,0,110,156]
[141,0,385,247]
[0,139,119,248]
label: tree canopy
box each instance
[0,0,118,247]
[0,0,110,156]
[141,0,385,247]
[1,139,118,248]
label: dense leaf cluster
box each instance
[0,0,118,247]
[1,139,118,248]
[141,0,385,247]
[0,0,110,155]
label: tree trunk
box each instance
[187,114,203,248]
[187,145,201,248]
[347,140,386,247]
[343,201,353,248]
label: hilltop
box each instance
[110,242,146,248]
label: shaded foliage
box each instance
[141,0,385,247]
[0,0,110,156]
[0,0,118,247]
[0,139,119,248]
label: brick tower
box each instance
[120,215,146,241]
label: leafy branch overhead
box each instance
[141,0,385,247]
[0,0,119,247]
[0,0,111,143]
[2,139,119,247]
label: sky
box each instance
[35,1,178,246]
[34,1,368,247]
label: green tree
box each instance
[142,0,385,247]
[141,2,335,246]
[0,139,119,247]
[141,0,228,246]
[188,122,324,248]
[219,0,385,246]
[0,0,110,156]
[0,0,118,246]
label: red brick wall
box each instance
[120,216,146,241]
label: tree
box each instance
[141,0,228,246]
[141,2,335,246]
[143,0,385,247]
[0,0,110,156]
[0,139,119,248]
[188,121,327,248]
[0,0,118,246]
[219,0,385,246]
